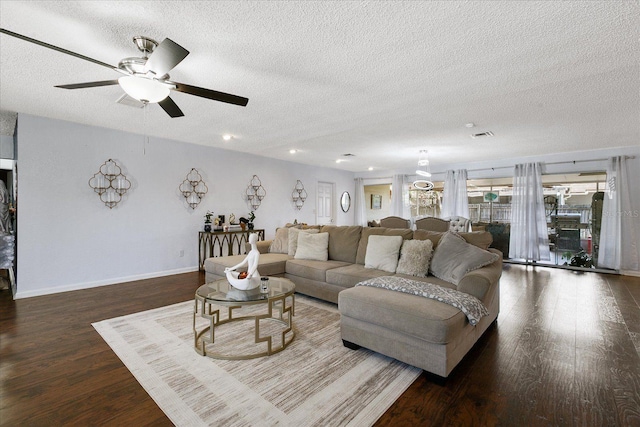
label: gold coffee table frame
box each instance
[193,277,295,360]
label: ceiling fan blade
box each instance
[0,28,119,71]
[170,82,249,106]
[144,38,189,77]
[55,80,120,89]
[158,96,185,118]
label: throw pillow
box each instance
[321,225,363,263]
[364,235,403,273]
[288,227,320,256]
[395,239,434,277]
[356,227,413,265]
[430,231,499,285]
[294,232,330,261]
[268,227,290,254]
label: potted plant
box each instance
[204,211,214,232]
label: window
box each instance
[408,182,443,218]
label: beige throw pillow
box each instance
[268,227,290,254]
[288,227,319,256]
[294,232,329,261]
[430,231,499,285]
[364,235,403,273]
[396,239,434,277]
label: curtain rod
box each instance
[354,176,393,181]
[452,155,636,174]
[358,155,635,180]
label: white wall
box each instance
[16,114,355,298]
[0,135,14,159]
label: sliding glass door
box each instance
[465,173,608,270]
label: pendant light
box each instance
[413,149,434,190]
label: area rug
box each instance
[92,295,421,427]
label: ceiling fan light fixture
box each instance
[118,75,171,103]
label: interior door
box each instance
[317,182,334,225]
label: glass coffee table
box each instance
[193,277,295,360]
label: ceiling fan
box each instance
[0,28,249,118]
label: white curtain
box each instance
[390,174,409,218]
[598,156,639,271]
[509,163,550,261]
[354,178,367,226]
[441,170,455,218]
[455,169,469,219]
[441,169,469,219]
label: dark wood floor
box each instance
[1,266,639,426]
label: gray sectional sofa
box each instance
[204,225,502,378]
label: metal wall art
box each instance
[245,175,266,210]
[291,180,307,210]
[180,168,208,209]
[88,159,131,209]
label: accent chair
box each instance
[414,217,450,232]
[379,216,411,229]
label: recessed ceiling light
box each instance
[368,167,373,171]
[465,123,475,128]
[336,159,343,164]
[289,149,297,154]
[222,134,232,141]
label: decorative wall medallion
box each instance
[180,168,208,209]
[88,159,131,209]
[245,175,266,210]
[291,180,307,210]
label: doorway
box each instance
[316,182,334,225]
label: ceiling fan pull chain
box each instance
[143,102,147,155]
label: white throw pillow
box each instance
[396,239,434,277]
[364,235,403,273]
[288,227,319,256]
[294,232,329,261]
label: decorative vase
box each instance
[204,224,212,232]
[248,223,254,230]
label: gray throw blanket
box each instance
[355,276,489,326]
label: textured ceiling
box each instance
[0,1,638,173]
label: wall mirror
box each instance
[340,191,351,212]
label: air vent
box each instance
[116,93,145,109]
[342,153,356,157]
[470,131,494,139]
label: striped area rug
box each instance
[93,295,421,427]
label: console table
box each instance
[198,229,265,270]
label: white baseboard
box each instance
[621,269,640,277]
[13,266,200,299]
